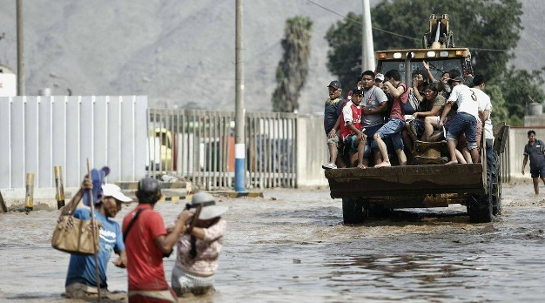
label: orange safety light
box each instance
[455,50,464,56]
[378,53,388,59]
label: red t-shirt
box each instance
[339,101,363,141]
[123,204,169,291]
[389,82,408,120]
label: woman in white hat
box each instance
[171,192,228,297]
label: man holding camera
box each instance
[123,178,193,302]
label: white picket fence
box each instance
[0,96,148,188]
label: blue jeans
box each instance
[446,112,477,150]
[375,118,404,150]
[486,138,496,166]
[363,124,382,158]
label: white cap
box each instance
[190,192,228,220]
[102,184,132,203]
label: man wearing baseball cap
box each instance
[123,177,193,302]
[374,73,385,88]
[322,80,347,169]
[65,179,133,300]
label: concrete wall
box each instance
[506,126,545,183]
[0,96,148,189]
[297,114,328,187]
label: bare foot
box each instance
[445,160,458,165]
[357,164,367,169]
[375,161,391,168]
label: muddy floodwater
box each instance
[1,184,545,302]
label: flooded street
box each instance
[1,183,545,302]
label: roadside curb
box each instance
[116,181,192,191]
[158,195,193,202]
[213,191,264,198]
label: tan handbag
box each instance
[51,202,101,255]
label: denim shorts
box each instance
[375,118,404,150]
[413,119,425,137]
[344,134,358,155]
[446,112,478,150]
[457,121,482,150]
[363,124,382,158]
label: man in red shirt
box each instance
[123,178,193,302]
[374,69,409,167]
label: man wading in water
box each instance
[64,172,132,300]
[522,130,545,194]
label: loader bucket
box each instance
[325,164,485,199]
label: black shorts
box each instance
[530,164,545,178]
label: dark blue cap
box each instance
[138,178,161,195]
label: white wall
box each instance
[0,96,148,189]
[297,114,328,187]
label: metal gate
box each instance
[147,109,297,190]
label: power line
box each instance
[305,0,543,53]
[306,0,419,42]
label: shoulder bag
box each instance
[51,199,101,255]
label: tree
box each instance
[325,0,525,103]
[272,16,313,113]
[485,84,509,125]
[498,67,545,125]
[325,12,363,92]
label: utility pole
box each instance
[16,0,25,95]
[234,0,246,193]
[361,0,375,72]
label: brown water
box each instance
[1,184,545,302]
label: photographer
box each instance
[171,192,228,297]
[123,178,193,303]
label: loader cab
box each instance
[375,48,473,85]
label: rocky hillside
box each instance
[0,0,542,114]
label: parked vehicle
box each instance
[147,128,174,171]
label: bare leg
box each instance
[336,142,346,168]
[349,153,358,167]
[336,157,346,168]
[403,125,415,152]
[533,177,540,194]
[357,137,367,169]
[374,134,391,168]
[396,149,407,165]
[446,139,458,165]
[328,142,338,164]
[373,149,383,165]
[470,147,479,163]
[455,149,467,164]
[422,117,436,141]
[462,147,473,164]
